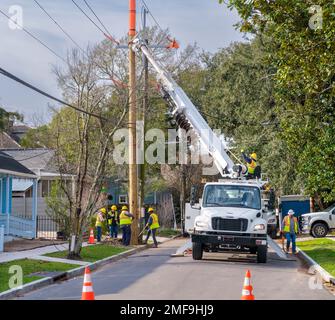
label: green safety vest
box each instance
[108,211,118,225]
[149,213,160,230]
[95,212,103,227]
[248,160,257,174]
[119,211,132,226]
[283,216,298,233]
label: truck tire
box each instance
[192,242,203,260]
[257,245,267,263]
[311,223,328,238]
[249,247,257,254]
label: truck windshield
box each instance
[203,185,261,210]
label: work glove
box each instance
[241,149,244,153]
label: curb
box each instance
[297,248,335,285]
[0,244,150,300]
[0,235,181,300]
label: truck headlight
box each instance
[195,221,208,228]
[254,224,265,231]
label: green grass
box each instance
[157,228,181,238]
[44,244,128,262]
[0,259,78,293]
[298,239,335,277]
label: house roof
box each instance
[2,149,58,175]
[12,179,33,192]
[0,132,21,149]
[0,151,36,178]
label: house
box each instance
[0,151,38,241]
[0,131,21,149]
[2,148,74,217]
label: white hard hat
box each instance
[288,209,295,215]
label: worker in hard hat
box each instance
[95,208,106,243]
[241,150,259,179]
[119,205,134,246]
[282,209,300,254]
[144,208,160,248]
[107,205,119,239]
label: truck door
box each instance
[330,209,335,228]
[185,203,201,234]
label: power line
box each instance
[33,0,85,55]
[83,0,118,44]
[0,67,106,120]
[0,8,67,64]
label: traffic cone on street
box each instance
[241,270,255,300]
[88,228,95,244]
[81,267,95,300]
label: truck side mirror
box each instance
[190,185,198,206]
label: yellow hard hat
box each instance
[111,205,117,211]
[148,207,154,213]
[250,153,257,161]
[122,205,128,211]
[100,208,106,214]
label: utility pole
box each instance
[138,6,149,243]
[129,0,139,245]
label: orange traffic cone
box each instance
[241,270,255,300]
[81,267,95,300]
[88,228,95,244]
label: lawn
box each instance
[297,239,335,277]
[44,244,129,262]
[0,259,78,293]
[156,228,181,238]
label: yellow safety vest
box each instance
[283,216,298,233]
[108,211,118,225]
[149,213,160,230]
[95,212,103,227]
[119,211,132,226]
[248,160,257,174]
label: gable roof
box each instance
[0,151,36,178]
[0,132,21,149]
[2,149,58,174]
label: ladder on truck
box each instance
[132,39,235,176]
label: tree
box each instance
[0,107,23,131]
[218,0,335,205]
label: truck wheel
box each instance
[311,223,328,238]
[249,247,257,254]
[192,242,203,260]
[257,245,267,263]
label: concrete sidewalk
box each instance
[0,236,172,265]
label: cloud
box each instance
[0,0,244,124]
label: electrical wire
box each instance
[0,8,67,64]
[33,0,84,54]
[83,0,119,44]
[0,67,107,120]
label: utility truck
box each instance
[132,39,271,263]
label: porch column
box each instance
[32,179,38,238]
[6,175,10,234]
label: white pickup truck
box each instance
[189,180,269,263]
[301,203,335,237]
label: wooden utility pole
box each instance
[129,0,139,244]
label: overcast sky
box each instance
[0,0,244,125]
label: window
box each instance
[203,184,261,210]
[42,180,49,197]
[119,195,128,204]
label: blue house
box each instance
[0,151,38,241]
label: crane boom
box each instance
[132,39,235,176]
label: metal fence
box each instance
[36,216,67,240]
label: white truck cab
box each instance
[190,180,269,263]
[301,203,335,238]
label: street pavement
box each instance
[18,238,335,300]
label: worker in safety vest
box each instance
[95,208,106,242]
[282,209,300,254]
[119,206,134,246]
[107,205,119,239]
[241,150,258,179]
[144,208,160,248]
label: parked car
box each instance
[301,203,335,238]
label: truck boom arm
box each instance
[132,39,235,175]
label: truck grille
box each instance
[212,218,248,232]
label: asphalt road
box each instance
[19,238,334,300]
